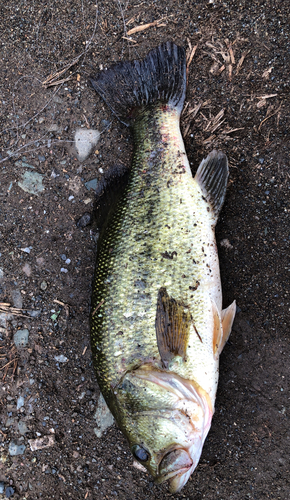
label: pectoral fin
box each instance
[155,288,191,368]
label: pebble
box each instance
[18,421,29,435]
[11,289,23,308]
[14,328,29,347]
[5,486,15,498]
[9,442,26,456]
[40,281,48,291]
[85,178,98,191]
[94,393,115,438]
[38,155,46,162]
[54,355,68,363]
[22,263,32,277]
[60,268,68,273]
[15,160,35,169]
[76,212,92,228]
[28,435,55,451]
[20,247,31,254]
[17,396,25,409]
[74,128,100,162]
[18,171,44,195]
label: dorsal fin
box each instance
[195,150,229,223]
[155,288,191,368]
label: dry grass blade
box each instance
[258,103,282,131]
[42,58,80,86]
[127,19,164,36]
[204,109,225,133]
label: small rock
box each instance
[36,257,45,267]
[28,435,55,451]
[15,160,35,169]
[69,176,82,194]
[14,329,29,348]
[65,258,71,264]
[75,128,100,162]
[40,281,48,291]
[27,309,41,318]
[54,355,68,363]
[22,263,32,277]
[9,442,26,456]
[85,178,98,191]
[18,171,44,195]
[47,123,60,133]
[17,396,24,409]
[38,155,46,162]
[11,289,23,308]
[94,393,115,438]
[220,238,233,250]
[60,268,68,273]
[18,421,29,435]
[5,486,15,498]
[76,212,92,228]
[20,247,31,254]
[61,254,66,261]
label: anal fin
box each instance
[212,299,236,358]
[220,300,236,352]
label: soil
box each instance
[0,0,289,499]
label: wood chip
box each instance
[186,44,198,67]
[257,94,277,99]
[236,51,249,75]
[229,47,235,65]
[121,36,137,43]
[126,19,164,35]
[262,67,274,79]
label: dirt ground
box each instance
[0,0,289,498]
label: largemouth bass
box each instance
[90,42,236,493]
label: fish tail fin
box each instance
[90,42,186,126]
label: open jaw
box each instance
[155,438,205,493]
[133,368,214,492]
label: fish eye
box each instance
[131,444,150,462]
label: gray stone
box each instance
[9,442,26,456]
[11,289,23,308]
[14,329,29,348]
[74,128,100,162]
[85,178,98,191]
[18,421,29,435]
[18,171,44,195]
[94,393,115,438]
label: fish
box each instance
[90,41,236,493]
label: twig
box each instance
[92,299,105,316]
[127,18,164,36]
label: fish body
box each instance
[90,42,236,493]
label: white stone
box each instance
[74,128,100,162]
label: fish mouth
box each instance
[155,449,193,486]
